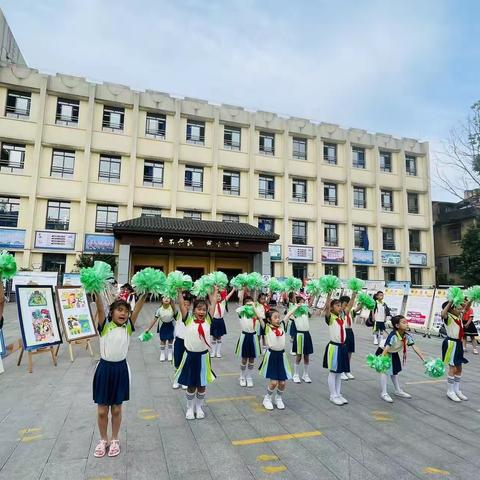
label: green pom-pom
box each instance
[306,279,321,297]
[447,287,464,308]
[347,278,364,293]
[209,271,228,289]
[424,358,445,378]
[318,275,340,294]
[0,251,17,279]
[466,286,480,304]
[230,273,249,289]
[164,270,193,298]
[237,305,256,318]
[245,272,265,290]
[357,292,376,310]
[283,277,302,293]
[138,331,153,342]
[366,354,392,373]
[268,278,283,293]
[80,261,113,294]
[295,305,309,317]
[191,275,214,298]
[131,268,166,297]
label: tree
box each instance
[458,226,480,286]
[436,102,480,201]
[74,253,117,272]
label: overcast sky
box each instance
[3,0,480,201]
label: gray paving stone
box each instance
[39,458,87,480]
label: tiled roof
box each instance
[113,216,279,242]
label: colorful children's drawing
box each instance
[28,290,47,307]
[31,308,54,342]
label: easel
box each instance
[67,338,94,362]
[17,345,57,373]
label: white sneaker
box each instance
[167,351,173,362]
[216,351,222,358]
[275,396,285,409]
[246,377,254,388]
[301,374,312,383]
[447,391,461,402]
[346,372,355,380]
[340,372,348,380]
[456,391,468,401]
[329,395,344,406]
[185,407,195,420]
[172,382,180,389]
[381,393,393,403]
[160,352,166,362]
[395,390,412,399]
[181,384,188,390]
[292,374,301,384]
[239,377,247,387]
[373,338,379,346]
[263,395,274,410]
[209,350,216,358]
[195,405,205,419]
[338,396,348,404]
[290,349,295,356]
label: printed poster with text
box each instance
[383,288,405,317]
[404,288,435,329]
[430,289,448,331]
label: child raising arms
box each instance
[145,296,176,362]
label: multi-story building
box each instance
[0,64,435,283]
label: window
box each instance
[406,155,417,176]
[102,105,124,131]
[292,263,307,280]
[323,143,337,165]
[222,214,240,223]
[353,186,366,208]
[223,170,240,195]
[355,265,369,280]
[51,150,75,178]
[448,256,461,274]
[384,267,396,281]
[184,166,203,192]
[259,132,275,155]
[411,268,422,286]
[186,119,205,145]
[42,253,66,274]
[0,196,20,227]
[382,228,395,250]
[56,98,79,125]
[224,126,241,150]
[354,225,367,248]
[352,147,365,168]
[381,190,393,212]
[407,192,419,214]
[324,223,338,247]
[292,179,307,202]
[258,217,275,233]
[95,205,118,232]
[99,155,121,183]
[145,113,166,138]
[141,208,161,217]
[0,143,25,172]
[293,137,307,160]
[448,223,461,242]
[409,230,421,252]
[184,211,202,220]
[143,160,164,187]
[379,151,392,172]
[292,220,307,245]
[324,183,338,206]
[259,175,275,199]
[6,90,31,118]
[325,264,339,276]
[45,200,70,230]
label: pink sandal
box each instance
[94,439,108,458]
[108,439,120,457]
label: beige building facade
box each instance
[0,64,435,284]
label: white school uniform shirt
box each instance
[444,313,462,339]
[98,319,134,362]
[183,314,212,352]
[265,322,287,351]
[236,306,259,333]
[174,310,186,339]
[293,312,310,331]
[385,330,415,353]
[326,313,345,344]
[213,300,227,319]
[155,305,175,323]
[254,302,266,320]
[375,302,386,322]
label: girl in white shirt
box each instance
[172,294,192,389]
[145,297,176,362]
[210,288,236,358]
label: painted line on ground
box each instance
[405,379,445,385]
[423,467,449,475]
[18,427,43,442]
[232,430,321,446]
[217,372,240,377]
[138,408,160,420]
[257,454,279,462]
[262,466,287,474]
[207,395,256,404]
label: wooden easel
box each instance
[67,338,94,362]
[17,345,57,373]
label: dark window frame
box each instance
[355,265,369,280]
[323,183,338,206]
[407,192,419,214]
[45,200,70,231]
[184,165,204,192]
[381,189,394,212]
[0,196,20,227]
[222,170,240,195]
[143,160,164,188]
[379,150,392,172]
[293,137,307,160]
[222,214,240,223]
[98,155,121,183]
[382,227,395,250]
[183,211,202,220]
[102,105,125,131]
[353,186,366,209]
[145,112,166,138]
[323,143,337,165]
[352,146,366,169]
[292,179,307,202]
[259,175,275,199]
[186,119,205,145]
[224,125,241,150]
[325,264,339,276]
[258,217,275,233]
[405,155,417,176]
[141,208,161,217]
[56,98,79,126]
[409,229,421,252]
[51,149,75,178]
[95,204,118,232]
[6,90,31,118]
[0,143,26,172]
[259,131,275,156]
[411,267,422,286]
[384,266,397,281]
[353,225,367,248]
[447,223,462,242]
[292,220,307,245]
[324,223,338,247]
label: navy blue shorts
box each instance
[159,321,175,341]
[93,358,130,405]
[211,317,227,338]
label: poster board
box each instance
[55,286,97,342]
[315,289,342,310]
[13,272,58,288]
[404,288,435,330]
[63,273,81,286]
[16,285,63,350]
[429,289,448,331]
[383,288,405,317]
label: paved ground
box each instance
[1,301,480,480]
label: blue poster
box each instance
[352,249,374,265]
[84,234,115,253]
[0,228,25,249]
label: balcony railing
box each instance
[5,105,29,118]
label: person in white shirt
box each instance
[370,291,391,346]
[145,297,176,362]
[171,294,192,389]
[210,288,236,358]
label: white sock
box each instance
[447,376,455,394]
[216,341,222,355]
[186,392,195,410]
[303,364,309,376]
[335,373,342,396]
[391,374,401,391]
[380,374,388,396]
[247,363,254,379]
[328,372,337,397]
[454,376,461,394]
[211,340,217,355]
[240,364,246,379]
[266,387,274,398]
[275,389,283,399]
[195,392,205,409]
[294,363,300,376]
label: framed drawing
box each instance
[16,285,63,350]
[55,286,97,342]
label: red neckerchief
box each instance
[253,316,257,329]
[263,304,270,313]
[397,331,407,365]
[194,317,211,348]
[452,314,464,340]
[271,325,283,337]
[335,316,345,343]
[216,301,222,317]
[345,311,352,328]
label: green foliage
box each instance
[458,226,480,286]
[75,253,117,272]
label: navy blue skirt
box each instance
[159,321,175,341]
[235,331,260,358]
[175,349,216,387]
[323,341,350,373]
[288,320,297,338]
[442,337,469,367]
[375,347,402,375]
[292,330,314,355]
[259,324,266,336]
[173,336,185,369]
[373,321,386,332]
[93,358,130,405]
[345,328,355,353]
[259,349,292,381]
[211,317,227,338]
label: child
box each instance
[323,292,350,405]
[172,293,192,389]
[376,315,425,402]
[461,299,478,354]
[235,295,261,387]
[174,287,217,420]
[255,292,270,353]
[285,292,297,355]
[289,294,313,384]
[210,288,236,358]
[258,309,292,410]
[339,293,359,380]
[441,299,471,402]
[92,292,146,458]
[145,296,176,362]
[117,283,136,310]
[370,291,391,346]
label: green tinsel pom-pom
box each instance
[283,277,302,293]
[191,275,214,298]
[131,268,166,297]
[366,354,392,373]
[306,279,321,297]
[80,261,113,294]
[208,271,229,289]
[318,275,341,294]
[0,251,17,279]
[245,272,266,291]
[164,271,193,298]
[357,292,376,310]
[237,305,256,318]
[295,305,309,317]
[268,278,283,293]
[466,285,480,305]
[138,331,153,342]
[447,286,464,308]
[230,273,249,289]
[424,358,445,378]
[347,278,364,293]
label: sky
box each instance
[3,0,480,201]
